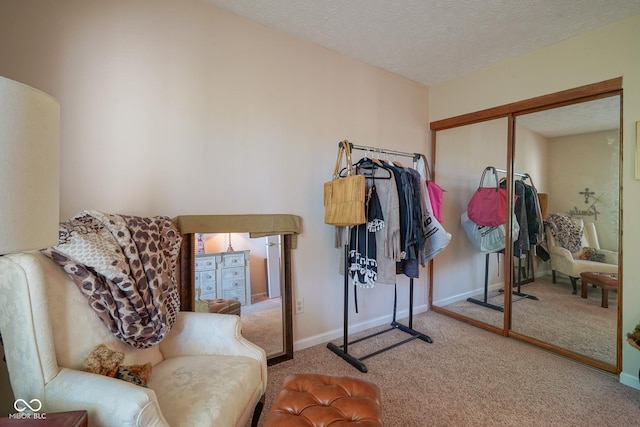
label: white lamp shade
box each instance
[0,76,60,254]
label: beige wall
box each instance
[548,130,619,250]
[0,0,430,359]
[429,14,640,388]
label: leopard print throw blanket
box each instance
[42,210,182,348]
[544,213,584,253]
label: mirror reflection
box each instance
[193,232,285,357]
[512,95,620,366]
[431,117,508,330]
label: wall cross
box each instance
[579,187,595,204]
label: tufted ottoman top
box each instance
[264,373,382,426]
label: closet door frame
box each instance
[428,77,623,373]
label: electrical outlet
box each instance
[295,298,304,314]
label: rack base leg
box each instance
[513,291,539,300]
[326,342,368,373]
[466,297,504,312]
[391,321,433,343]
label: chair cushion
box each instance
[148,354,263,427]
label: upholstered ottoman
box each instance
[264,374,382,426]
[205,298,241,316]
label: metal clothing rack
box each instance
[466,166,538,311]
[326,141,433,373]
[466,250,538,312]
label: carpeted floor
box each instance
[251,311,640,427]
[442,274,617,365]
[241,296,284,356]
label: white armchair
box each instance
[545,219,618,294]
[0,252,267,427]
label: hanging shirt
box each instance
[348,185,383,287]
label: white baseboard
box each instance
[432,269,552,307]
[293,304,430,352]
[433,283,504,307]
[620,371,640,390]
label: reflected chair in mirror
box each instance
[545,216,618,294]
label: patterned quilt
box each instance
[42,210,182,348]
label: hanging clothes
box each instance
[335,149,450,283]
[336,158,401,285]
[384,162,410,261]
[522,178,544,247]
[383,162,422,278]
[348,185,383,287]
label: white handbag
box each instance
[461,212,519,253]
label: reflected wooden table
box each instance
[580,272,618,308]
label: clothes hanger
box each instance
[353,151,391,179]
[392,155,405,168]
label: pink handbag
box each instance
[427,181,444,223]
[418,155,444,222]
[467,167,508,226]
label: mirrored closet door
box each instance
[510,94,622,371]
[430,117,508,333]
[429,78,623,373]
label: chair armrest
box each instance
[598,249,619,265]
[549,245,574,260]
[160,312,266,362]
[45,367,169,427]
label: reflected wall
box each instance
[432,118,508,330]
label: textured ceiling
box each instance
[204,0,640,86]
[517,96,620,138]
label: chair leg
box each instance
[251,393,266,427]
[569,277,578,294]
[551,270,556,283]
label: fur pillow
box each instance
[82,344,152,387]
[579,247,605,263]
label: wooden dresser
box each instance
[195,250,251,305]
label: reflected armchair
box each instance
[0,252,267,426]
[545,218,618,294]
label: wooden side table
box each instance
[0,410,87,426]
[580,271,618,308]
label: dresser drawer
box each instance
[195,257,216,271]
[194,271,215,287]
[199,270,216,285]
[222,277,244,292]
[200,281,216,295]
[221,288,245,304]
[221,266,244,280]
[200,289,217,300]
[222,254,245,267]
